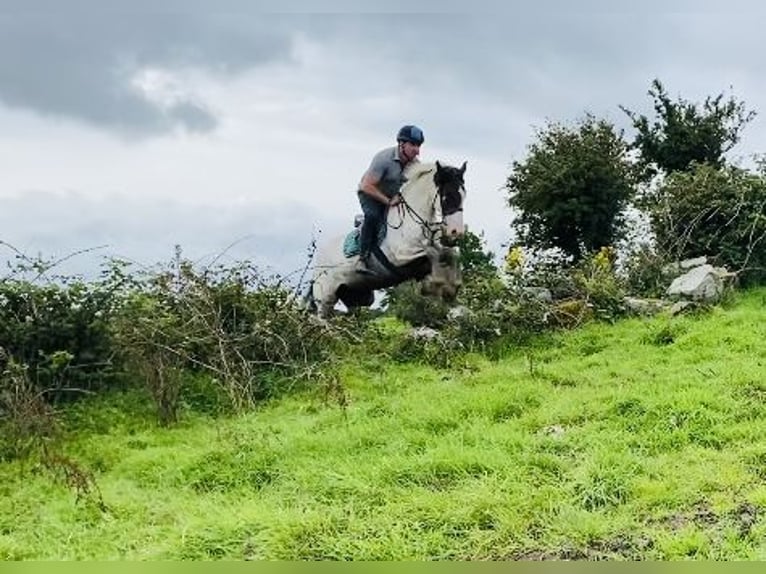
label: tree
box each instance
[455,228,496,278]
[621,79,756,178]
[506,115,636,262]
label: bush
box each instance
[0,356,60,460]
[648,163,766,284]
[620,244,676,298]
[390,329,466,369]
[0,278,118,400]
[505,248,578,300]
[0,248,364,427]
[425,267,552,358]
[506,247,627,326]
[569,248,626,323]
[386,246,630,358]
[109,254,359,419]
[382,280,451,328]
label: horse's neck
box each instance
[381,178,438,265]
[400,182,435,218]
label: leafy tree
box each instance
[506,115,636,262]
[621,79,756,178]
[456,228,496,278]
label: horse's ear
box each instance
[460,161,467,174]
[436,160,442,171]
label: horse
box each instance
[308,160,467,317]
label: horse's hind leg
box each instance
[317,298,336,319]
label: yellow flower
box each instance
[593,246,616,270]
[505,246,524,271]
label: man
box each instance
[355,124,425,274]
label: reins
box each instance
[395,193,443,245]
[387,179,464,246]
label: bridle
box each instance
[387,170,465,246]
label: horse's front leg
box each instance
[318,299,336,319]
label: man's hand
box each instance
[389,194,402,207]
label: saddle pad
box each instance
[343,228,362,258]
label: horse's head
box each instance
[434,160,467,245]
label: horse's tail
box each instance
[302,279,317,313]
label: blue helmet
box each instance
[397,124,425,145]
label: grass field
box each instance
[2,288,765,560]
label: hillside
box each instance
[2,288,765,560]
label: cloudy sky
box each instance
[2,1,765,281]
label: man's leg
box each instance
[359,214,381,258]
[357,199,384,272]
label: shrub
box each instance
[647,163,766,284]
[0,356,60,461]
[620,244,676,298]
[109,253,359,418]
[569,248,626,323]
[383,280,451,328]
[505,247,627,325]
[390,329,466,369]
[447,271,551,353]
[0,278,118,400]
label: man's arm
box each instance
[359,172,399,206]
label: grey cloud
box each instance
[0,8,297,135]
[3,3,765,147]
[346,11,766,157]
[166,101,217,133]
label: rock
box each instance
[410,326,441,340]
[523,287,553,303]
[666,264,729,302]
[680,256,709,269]
[447,305,471,321]
[663,256,708,275]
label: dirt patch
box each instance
[731,502,759,538]
[657,500,760,540]
[662,500,718,531]
[509,535,654,561]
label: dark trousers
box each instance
[358,192,386,258]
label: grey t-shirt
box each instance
[358,146,418,199]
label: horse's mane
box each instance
[402,162,435,192]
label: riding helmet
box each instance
[396,124,425,145]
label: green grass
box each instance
[2,288,766,560]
